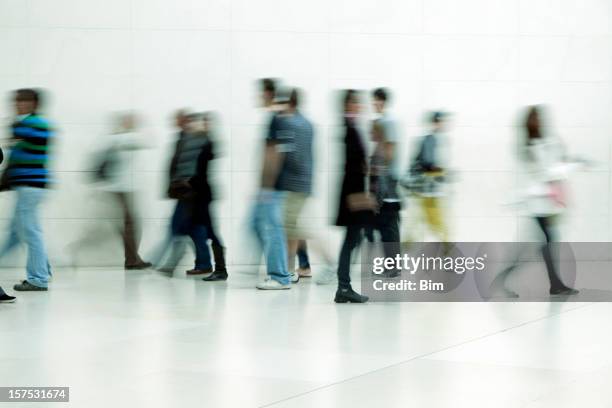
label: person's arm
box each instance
[260,115,288,190]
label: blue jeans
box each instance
[250,191,289,285]
[0,187,51,288]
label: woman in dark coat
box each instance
[334,90,373,303]
[190,112,227,281]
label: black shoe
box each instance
[202,271,228,281]
[14,281,47,292]
[125,262,152,270]
[0,291,16,303]
[550,286,579,296]
[334,287,369,303]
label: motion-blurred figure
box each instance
[491,106,581,297]
[0,89,52,291]
[153,112,213,275]
[368,88,401,264]
[96,112,151,269]
[403,111,450,242]
[251,79,291,290]
[196,112,227,282]
[281,89,335,285]
[333,90,373,303]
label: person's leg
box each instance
[115,192,146,267]
[297,240,310,270]
[263,192,290,285]
[188,224,212,273]
[535,216,566,292]
[378,205,401,277]
[202,222,227,279]
[284,192,308,282]
[335,224,369,303]
[337,225,363,290]
[157,200,188,271]
[423,197,448,242]
[207,222,222,247]
[14,187,50,289]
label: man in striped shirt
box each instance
[0,89,52,291]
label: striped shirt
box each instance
[7,113,53,188]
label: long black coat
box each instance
[188,137,215,226]
[335,118,373,226]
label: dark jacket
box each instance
[167,131,187,197]
[188,137,215,225]
[335,117,373,226]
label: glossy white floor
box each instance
[1,266,611,408]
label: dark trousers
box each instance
[371,203,401,273]
[372,203,400,243]
[535,216,565,290]
[114,192,144,266]
[494,216,566,292]
[337,225,365,289]
[297,240,310,269]
[172,199,211,270]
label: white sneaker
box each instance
[315,266,337,285]
[256,278,291,290]
[291,272,300,283]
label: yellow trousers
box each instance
[420,196,448,242]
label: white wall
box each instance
[0,0,611,266]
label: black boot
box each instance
[334,287,369,303]
[203,245,228,281]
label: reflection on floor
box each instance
[1,267,610,408]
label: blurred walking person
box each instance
[251,79,291,290]
[368,88,401,274]
[197,112,227,282]
[491,106,581,297]
[153,112,213,275]
[333,90,373,303]
[281,89,336,285]
[98,112,151,269]
[403,111,450,243]
[0,89,53,291]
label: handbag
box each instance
[168,179,194,199]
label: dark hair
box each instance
[430,111,446,124]
[289,88,299,108]
[343,89,358,110]
[15,88,41,108]
[260,78,276,95]
[524,105,541,144]
[372,87,389,102]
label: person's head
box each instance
[273,86,291,113]
[114,111,137,133]
[430,111,448,132]
[343,89,361,115]
[186,113,206,134]
[288,88,300,112]
[14,89,40,116]
[174,109,190,131]
[524,105,542,143]
[260,78,277,108]
[372,87,389,114]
